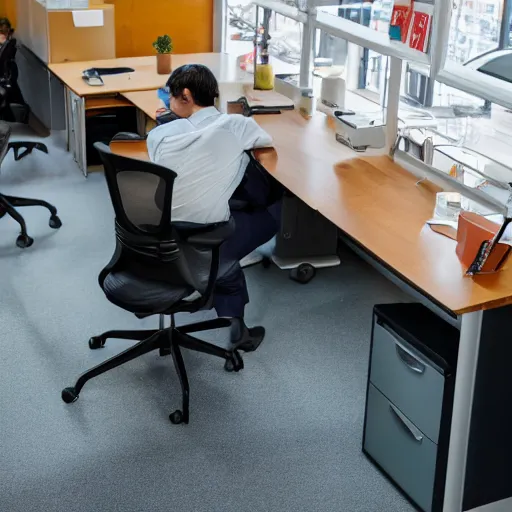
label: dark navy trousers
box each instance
[213,162,282,318]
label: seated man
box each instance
[0,18,24,122]
[147,64,281,349]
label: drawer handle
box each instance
[379,322,426,375]
[395,343,426,374]
[389,404,424,443]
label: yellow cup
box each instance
[254,64,274,90]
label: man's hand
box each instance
[253,147,278,171]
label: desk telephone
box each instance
[82,67,135,87]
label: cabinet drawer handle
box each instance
[389,404,424,443]
[395,343,426,374]
[379,322,426,375]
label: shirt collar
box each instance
[188,106,220,126]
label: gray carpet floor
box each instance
[0,126,415,512]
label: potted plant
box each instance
[153,34,173,75]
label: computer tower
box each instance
[272,193,340,272]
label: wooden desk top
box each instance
[110,139,150,161]
[121,84,250,119]
[121,90,163,119]
[49,53,251,97]
[109,107,512,315]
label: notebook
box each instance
[389,0,413,43]
[408,4,433,53]
[242,86,295,111]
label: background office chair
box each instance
[0,38,29,123]
[61,142,245,425]
[0,121,61,247]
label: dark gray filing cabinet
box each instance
[363,303,460,512]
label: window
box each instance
[433,87,511,169]
[399,81,512,203]
[314,0,433,64]
[435,0,512,110]
[314,30,349,69]
[312,32,413,125]
[316,1,389,31]
[313,30,390,98]
[447,0,503,65]
[225,1,303,75]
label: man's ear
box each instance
[181,88,193,104]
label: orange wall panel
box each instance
[105,0,213,58]
[4,0,212,57]
[2,0,17,27]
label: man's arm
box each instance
[229,114,273,150]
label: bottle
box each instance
[299,89,315,118]
[254,47,274,90]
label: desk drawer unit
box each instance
[370,321,444,443]
[363,303,459,512]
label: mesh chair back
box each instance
[94,142,212,295]
[94,142,175,237]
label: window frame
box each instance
[251,0,308,23]
[434,0,512,110]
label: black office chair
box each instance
[0,121,61,247]
[61,142,245,425]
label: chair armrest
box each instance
[112,132,147,142]
[173,217,235,247]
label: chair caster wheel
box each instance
[62,387,79,404]
[49,215,62,229]
[169,410,185,424]
[224,351,244,372]
[16,234,34,249]
[290,263,316,284]
[262,257,272,269]
[88,336,105,350]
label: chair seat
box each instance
[103,271,194,313]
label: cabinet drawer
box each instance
[364,384,437,512]
[370,321,444,443]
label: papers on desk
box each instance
[242,86,295,111]
[72,9,104,27]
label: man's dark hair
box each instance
[0,18,13,37]
[166,64,219,107]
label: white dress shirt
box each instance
[147,107,273,224]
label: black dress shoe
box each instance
[230,318,266,352]
[237,326,265,352]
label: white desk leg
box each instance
[78,95,87,177]
[65,88,70,152]
[67,89,87,177]
[443,310,483,512]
